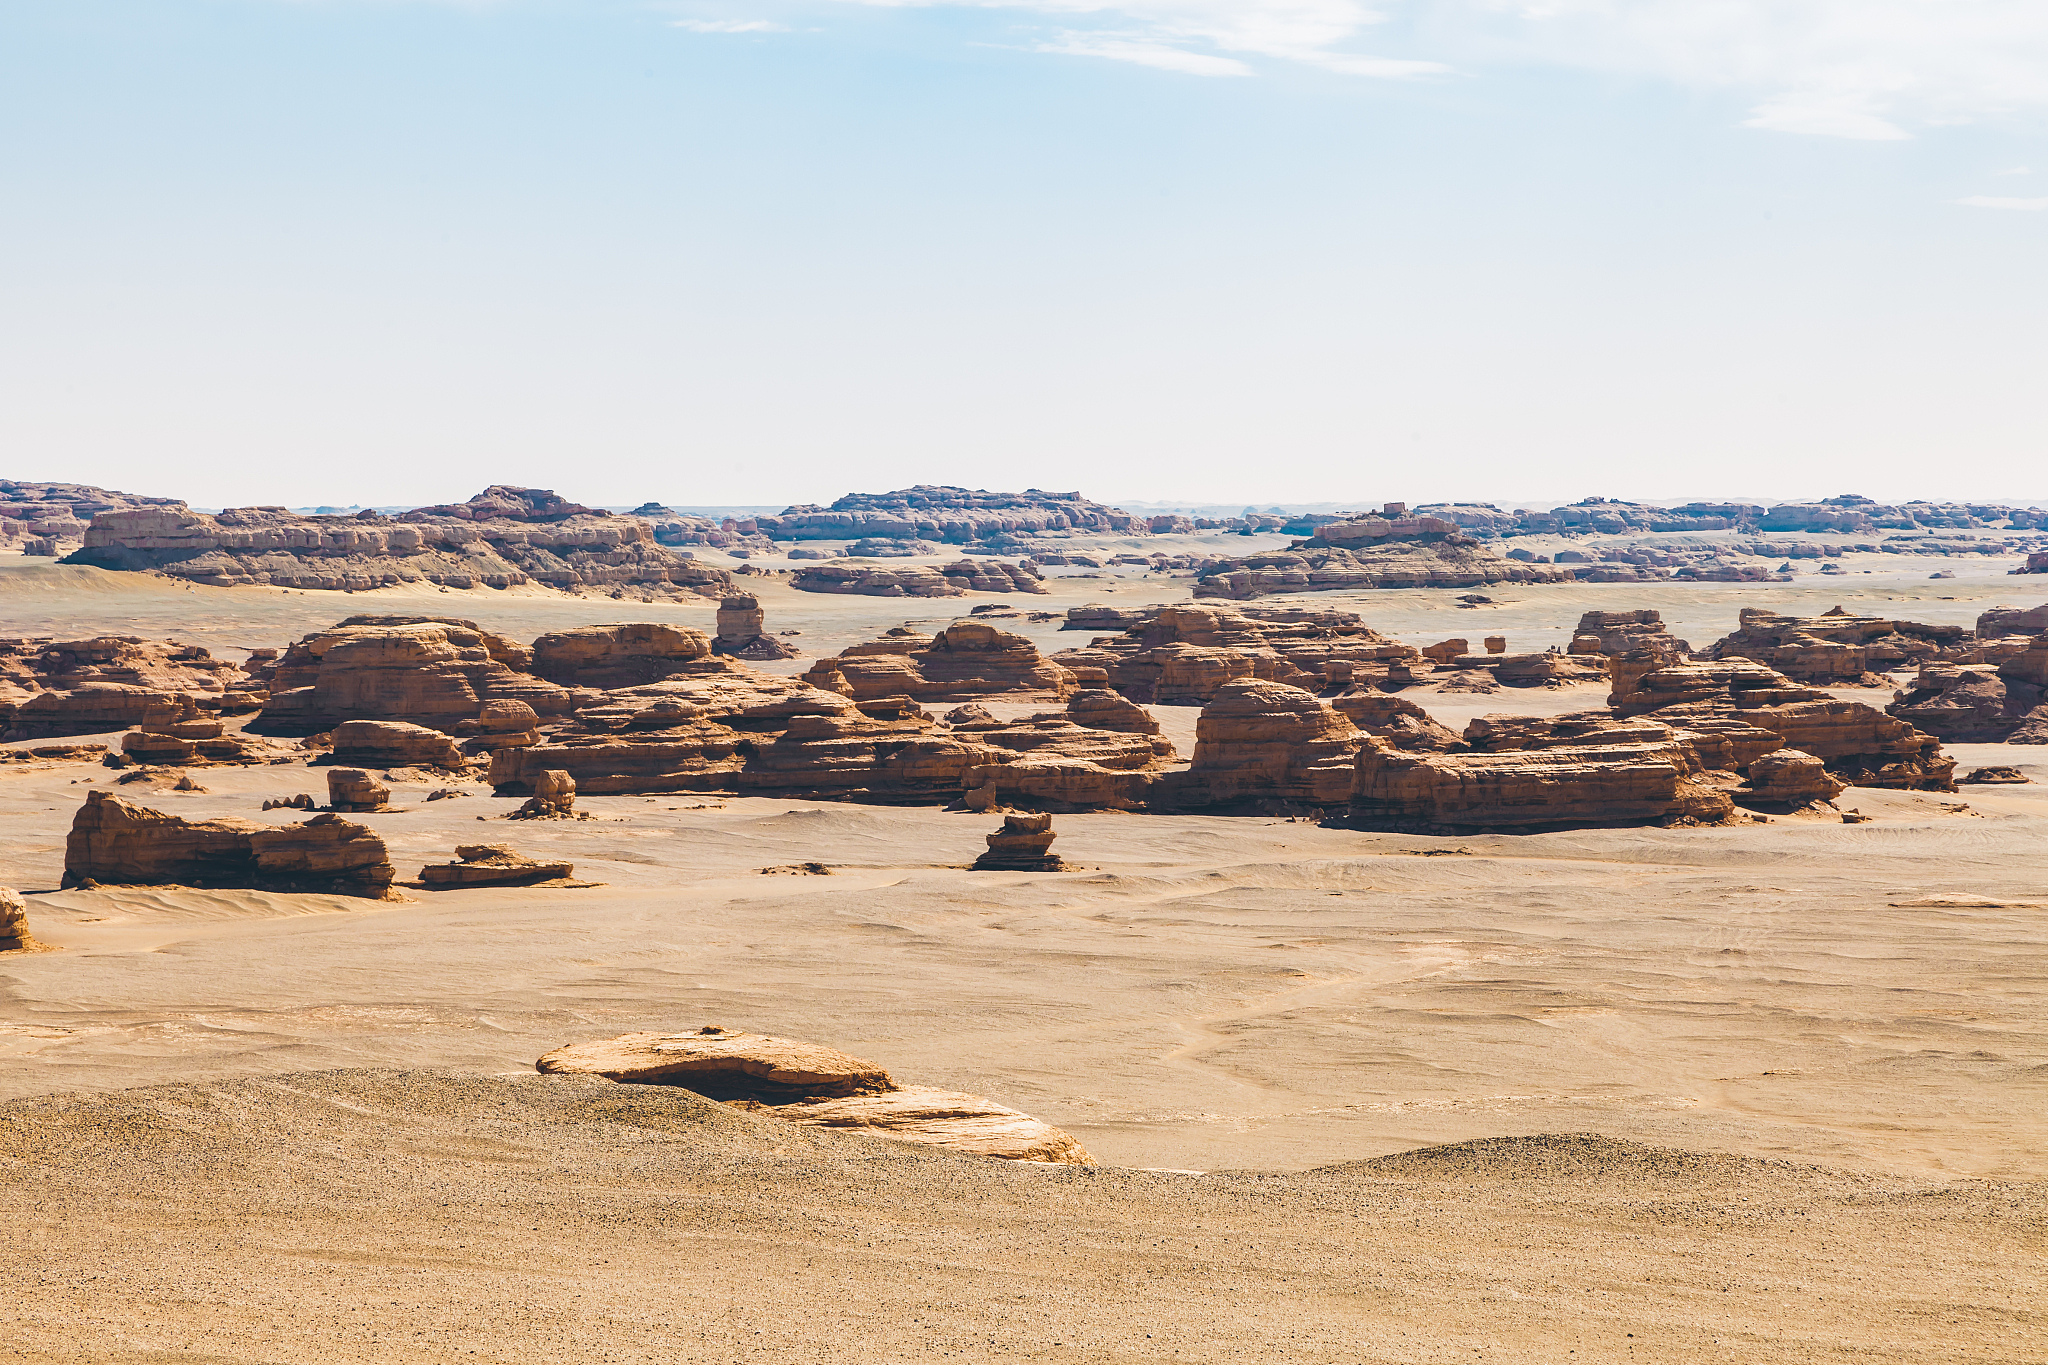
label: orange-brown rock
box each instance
[1887,662,2033,742]
[713,595,799,660]
[1706,607,1967,681]
[61,791,395,897]
[1571,610,1692,656]
[1174,680,1363,807]
[1328,692,1463,752]
[491,724,746,796]
[1611,659,1828,715]
[536,1025,1091,1164]
[0,887,33,951]
[801,620,1075,704]
[0,633,256,740]
[529,623,714,689]
[328,720,465,770]
[972,812,1062,870]
[117,718,267,766]
[418,844,577,888]
[571,664,856,733]
[326,769,392,812]
[737,714,1007,800]
[253,618,585,735]
[1735,698,1955,791]
[1052,604,1415,702]
[1740,748,1848,807]
[1348,739,1734,830]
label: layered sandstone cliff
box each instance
[0,635,259,740]
[68,486,733,599]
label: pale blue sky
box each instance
[3,0,2043,509]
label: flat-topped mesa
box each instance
[789,559,1047,597]
[1191,537,1573,601]
[67,487,734,600]
[528,623,714,689]
[1705,607,1969,682]
[758,486,1140,543]
[713,595,798,660]
[0,479,184,547]
[251,617,586,736]
[1347,738,1737,831]
[536,1025,1093,1164]
[61,790,396,898]
[801,620,1076,704]
[1570,610,1693,657]
[1618,659,1956,791]
[1051,603,1418,703]
[0,635,258,741]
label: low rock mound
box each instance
[537,1026,1092,1164]
[417,844,582,888]
[61,790,396,898]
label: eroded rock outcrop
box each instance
[802,620,1075,704]
[0,636,256,740]
[1347,734,1735,830]
[117,718,268,766]
[1173,680,1363,808]
[529,623,714,689]
[253,618,586,735]
[62,791,396,897]
[713,595,798,660]
[1192,539,1573,600]
[1706,607,1967,682]
[1329,692,1464,751]
[972,813,1062,870]
[759,486,1138,543]
[69,487,735,600]
[1052,604,1417,703]
[790,559,1046,597]
[536,1025,1093,1164]
[328,719,466,770]
[1569,610,1693,656]
[0,887,34,952]
[418,844,578,888]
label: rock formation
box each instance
[1569,610,1692,656]
[0,479,184,549]
[62,791,396,897]
[972,813,1062,871]
[68,487,733,599]
[1192,539,1573,600]
[1348,738,1736,830]
[1886,663,2034,743]
[536,1025,1093,1164]
[790,559,1046,597]
[757,486,1139,543]
[1705,607,1967,682]
[513,769,579,819]
[1329,692,1464,751]
[529,623,714,689]
[327,719,466,769]
[326,769,393,812]
[1174,680,1363,808]
[712,595,798,660]
[0,636,256,740]
[417,844,578,888]
[0,887,34,951]
[1052,604,1418,702]
[117,718,267,766]
[802,620,1075,704]
[253,617,586,735]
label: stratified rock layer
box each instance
[61,791,396,897]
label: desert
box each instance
[0,483,2042,1362]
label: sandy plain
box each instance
[1,545,2043,1363]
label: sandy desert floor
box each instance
[1,554,2043,1362]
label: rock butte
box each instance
[536,1026,1093,1165]
[61,790,397,898]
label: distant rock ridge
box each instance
[65,486,732,599]
[1,479,185,547]
[758,486,1141,543]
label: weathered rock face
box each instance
[1065,686,1161,736]
[529,623,713,689]
[1052,604,1416,703]
[973,812,1062,870]
[62,791,395,897]
[738,714,1009,800]
[1348,738,1734,830]
[117,718,268,766]
[802,620,1075,704]
[69,488,734,599]
[758,486,1139,543]
[327,768,393,812]
[1611,659,1829,715]
[1706,607,1967,681]
[0,635,256,740]
[713,595,798,661]
[1329,692,1464,751]
[1741,748,1849,807]
[1193,539,1573,600]
[418,844,576,888]
[1176,680,1362,807]
[536,1025,1093,1164]
[1887,663,2035,742]
[253,618,585,735]
[1977,603,2048,638]
[328,719,466,769]
[513,769,579,819]
[0,887,33,951]
[1569,609,1693,656]
[790,559,1046,597]
[491,722,747,795]
[1,479,184,546]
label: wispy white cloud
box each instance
[835,0,2048,139]
[672,17,793,32]
[1958,195,2048,210]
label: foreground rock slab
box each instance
[537,1026,1093,1164]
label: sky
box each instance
[2,0,2044,512]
